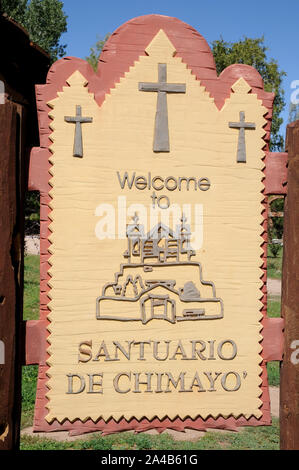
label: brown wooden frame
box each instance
[280,121,299,450]
[0,102,24,450]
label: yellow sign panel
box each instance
[46,30,266,422]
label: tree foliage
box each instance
[0,0,67,62]
[85,34,110,71]
[211,37,286,151]
[24,192,40,235]
[268,197,284,258]
[0,0,28,21]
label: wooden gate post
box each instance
[0,101,24,450]
[280,120,299,450]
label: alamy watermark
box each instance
[290,340,299,365]
[290,80,299,105]
[95,197,204,250]
[94,172,210,250]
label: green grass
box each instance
[20,418,280,450]
[21,365,38,429]
[267,362,280,387]
[22,255,40,429]
[267,246,283,279]
[21,254,280,449]
[267,240,282,388]
[267,299,281,318]
[266,299,281,387]
[23,255,40,321]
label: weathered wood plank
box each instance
[280,120,299,450]
[0,101,23,450]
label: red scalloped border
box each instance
[32,14,274,435]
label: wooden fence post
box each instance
[280,120,299,450]
[0,101,24,450]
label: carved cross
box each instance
[64,105,93,158]
[139,63,186,152]
[229,111,256,163]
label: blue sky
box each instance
[60,0,298,137]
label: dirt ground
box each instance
[267,278,282,297]
[24,235,40,255]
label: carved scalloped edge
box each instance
[45,408,264,426]
[32,14,275,434]
[34,385,271,433]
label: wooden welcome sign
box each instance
[27,15,284,434]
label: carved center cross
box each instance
[64,105,93,158]
[139,63,186,152]
[229,111,256,163]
